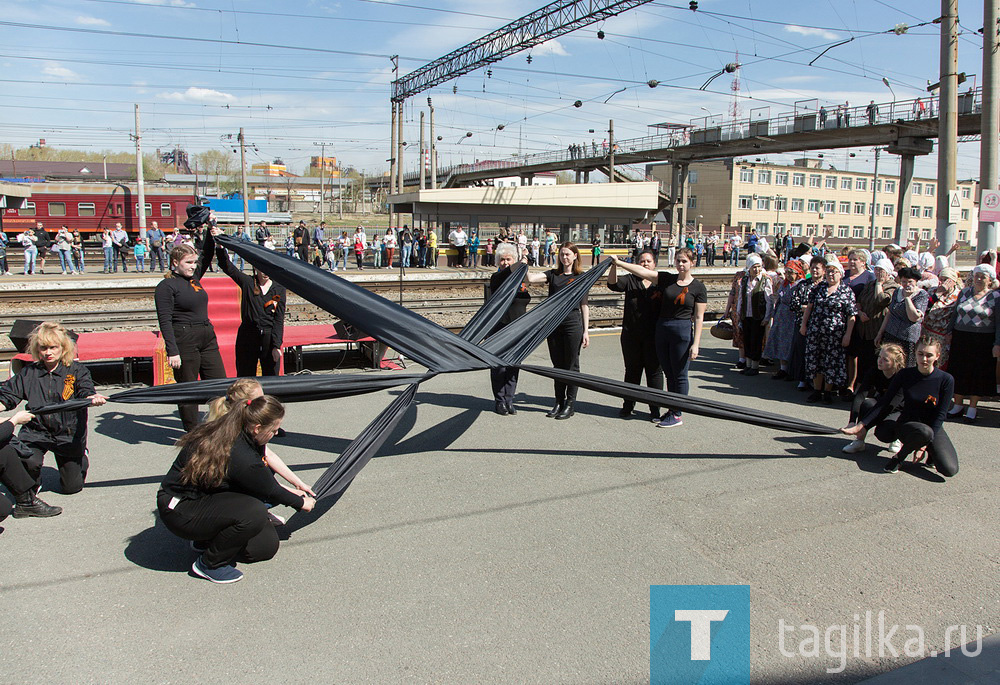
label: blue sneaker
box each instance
[656,413,683,428]
[191,556,243,584]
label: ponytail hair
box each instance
[178,395,284,489]
[206,378,264,423]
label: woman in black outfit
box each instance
[154,224,226,431]
[525,242,590,420]
[841,337,958,477]
[157,395,315,584]
[841,342,905,454]
[488,243,531,415]
[215,243,287,377]
[0,410,61,521]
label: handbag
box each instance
[710,319,734,340]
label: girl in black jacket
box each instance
[157,395,315,584]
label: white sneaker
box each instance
[887,440,902,453]
[842,439,866,454]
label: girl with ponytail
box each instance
[157,394,315,584]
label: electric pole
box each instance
[419,110,426,190]
[133,104,147,239]
[936,0,959,262]
[979,0,1000,254]
[313,142,334,223]
[238,127,249,232]
[429,97,437,189]
[869,148,880,250]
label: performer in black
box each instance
[154,208,225,430]
[606,249,664,420]
[488,243,530,415]
[0,410,62,520]
[216,243,286,377]
[841,338,958,476]
[525,242,590,419]
[157,395,315,584]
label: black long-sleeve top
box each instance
[216,246,287,348]
[0,360,95,447]
[159,431,305,509]
[0,420,15,445]
[154,230,216,356]
[860,367,954,437]
[607,273,661,337]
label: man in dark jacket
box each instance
[293,221,310,261]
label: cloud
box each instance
[530,39,568,57]
[159,86,237,103]
[785,25,839,41]
[42,62,82,80]
[75,15,110,26]
[133,0,197,7]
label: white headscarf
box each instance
[973,263,997,279]
[874,258,896,277]
[902,250,919,266]
[825,257,845,273]
[918,252,935,271]
[745,253,763,270]
[934,255,949,275]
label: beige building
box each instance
[649,158,979,246]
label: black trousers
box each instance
[296,245,309,262]
[743,317,766,362]
[21,439,88,494]
[789,327,808,382]
[157,492,279,569]
[174,323,227,430]
[490,366,520,404]
[114,245,128,271]
[546,316,583,404]
[150,246,167,272]
[873,420,959,477]
[456,245,467,267]
[621,328,664,414]
[235,326,279,377]
[1,444,37,520]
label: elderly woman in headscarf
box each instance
[946,263,1000,422]
[875,266,929,366]
[736,253,773,376]
[724,261,747,370]
[921,266,961,370]
[763,259,805,379]
[855,258,900,382]
[801,257,857,403]
[788,256,828,390]
[842,248,875,396]
[915,252,939,290]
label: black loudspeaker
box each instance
[9,320,78,353]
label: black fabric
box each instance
[311,382,419,501]
[183,204,212,231]
[159,431,304,510]
[461,263,528,343]
[519,364,839,434]
[218,236,503,372]
[483,259,611,365]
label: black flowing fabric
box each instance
[519,365,838,435]
[482,259,612,365]
[311,382,420,501]
[218,236,504,372]
[460,262,528,344]
[30,373,430,414]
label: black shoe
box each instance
[838,389,854,401]
[735,360,746,370]
[12,494,62,518]
[545,403,563,418]
[494,401,509,416]
[759,359,773,367]
[505,403,517,415]
[618,407,633,418]
[806,390,823,403]
[743,368,759,376]
[822,392,833,405]
[772,370,788,380]
[554,402,575,420]
[883,457,901,474]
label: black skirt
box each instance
[948,329,997,396]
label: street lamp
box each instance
[882,77,896,118]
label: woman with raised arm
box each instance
[524,243,590,420]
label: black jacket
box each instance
[159,431,304,509]
[216,246,287,348]
[0,360,95,447]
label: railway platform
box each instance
[0,332,995,684]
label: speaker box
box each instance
[9,320,78,353]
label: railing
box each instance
[406,87,982,182]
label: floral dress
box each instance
[805,282,858,387]
[921,289,958,370]
[763,280,797,362]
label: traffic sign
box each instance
[948,189,962,224]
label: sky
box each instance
[0,0,990,181]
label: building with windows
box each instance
[649,158,979,245]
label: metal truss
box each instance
[391,0,655,102]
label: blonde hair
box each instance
[206,378,264,422]
[878,343,906,374]
[28,321,75,366]
[168,244,198,272]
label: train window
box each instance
[49,202,67,216]
[160,203,172,217]
[78,202,96,217]
[19,201,36,216]
[112,203,123,216]
[135,203,152,217]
